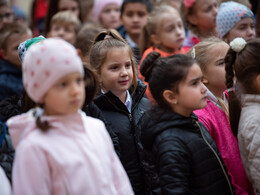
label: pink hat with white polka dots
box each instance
[23,38,84,103]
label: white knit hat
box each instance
[23,38,84,103]
[216,1,254,38]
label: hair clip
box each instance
[230,37,246,53]
[191,48,196,59]
[184,0,195,8]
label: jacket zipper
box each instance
[104,96,133,122]
[194,120,234,195]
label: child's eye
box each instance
[238,24,246,30]
[125,63,131,68]
[110,66,118,70]
[126,12,133,17]
[58,82,67,88]
[76,77,83,84]
[137,11,146,17]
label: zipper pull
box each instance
[128,113,133,122]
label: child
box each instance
[45,0,82,35]
[139,52,234,194]
[93,0,122,29]
[216,1,255,44]
[139,4,186,102]
[118,0,153,62]
[187,38,254,195]
[0,0,14,29]
[89,29,150,194]
[181,0,218,49]
[48,11,81,45]
[7,38,134,195]
[75,23,103,64]
[225,37,260,194]
[0,22,32,102]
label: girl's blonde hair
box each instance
[186,37,224,71]
[186,37,229,116]
[89,29,137,92]
[139,4,180,54]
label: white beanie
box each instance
[93,0,123,22]
[23,38,84,103]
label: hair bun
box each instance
[140,51,161,82]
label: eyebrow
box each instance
[189,76,202,84]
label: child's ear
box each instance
[162,89,178,105]
[76,48,83,59]
[202,77,209,84]
[151,34,161,46]
[0,49,7,60]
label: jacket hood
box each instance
[7,108,85,148]
[140,107,198,150]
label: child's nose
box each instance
[201,83,207,93]
[70,83,81,95]
[120,68,128,76]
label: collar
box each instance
[125,34,138,48]
[125,90,132,112]
[101,89,132,112]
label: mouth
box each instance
[118,80,129,85]
[70,99,82,105]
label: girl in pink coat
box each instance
[7,38,134,195]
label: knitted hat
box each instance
[216,1,254,38]
[93,0,122,22]
[18,35,46,63]
[23,38,84,103]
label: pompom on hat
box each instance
[216,1,254,38]
[23,38,84,103]
[93,0,122,22]
[18,35,46,63]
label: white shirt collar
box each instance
[125,90,132,112]
[101,89,132,112]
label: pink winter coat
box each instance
[195,99,254,195]
[7,109,134,195]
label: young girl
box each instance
[181,0,218,49]
[187,38,254,195]
[89,29,150,195]
[118,0,153,62]
[139,52,234,194]
[225,37,260,194]
[7,38,134,195]
[216,1,255,44]
[92,0,122,29]
[139,4,186,102]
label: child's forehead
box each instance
[52,22,75,28]
[123,2,149,12]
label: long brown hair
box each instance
[225,38,260,136]
[89,29,138,92]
